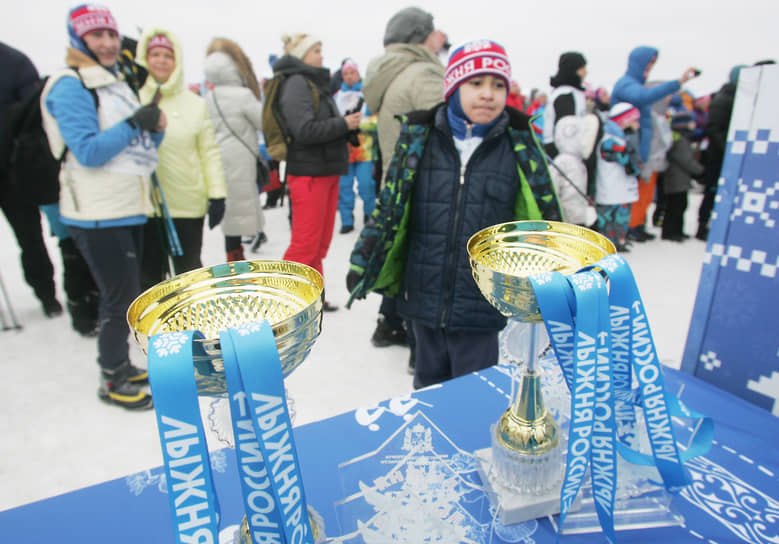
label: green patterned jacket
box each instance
[346,105,562,307]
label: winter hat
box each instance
[341,58,359,73]
[147,34,174,54]
[550,51,586,88]
[443,39,511,99]
[67,4,118,51]
[282,33,321,60]
[671,109,695,131]
[609,102,640,128]
[383,7,434,46]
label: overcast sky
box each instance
[4,0,777,98]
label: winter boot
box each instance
[371,317,408,347]
[67,291,99,337]
[250,232,268,253]
[41,297,63,317]
[98,361,152,410]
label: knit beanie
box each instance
[282,33,321,60]
[383,7,434,46]
[147,34,174,55]
[609,102,640,128]
[67,4,118,51]
[443,39,511,100]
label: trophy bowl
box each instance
[468,221,615,509]
[127,260,324,395]
[468,220,616,323]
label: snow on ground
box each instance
[0,189,708,511]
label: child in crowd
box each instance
[594,102,642,252]
[346,39,562,389]
[662,109,704,241]
[549,113,600,226]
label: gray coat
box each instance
[204,51,264,236]
[664,135,704,195]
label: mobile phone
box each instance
[346,97,364,115]
[693,69,702,77]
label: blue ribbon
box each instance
[148,330,221,544]
[530,254,712,541]
[221,322,315,544]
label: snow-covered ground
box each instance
[0,189,708,511]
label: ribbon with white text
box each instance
[148,330,221,544]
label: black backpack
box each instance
[1,74,97,205]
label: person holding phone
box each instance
[135,28,226,289]
[610,45,699,243]
[41,4,166,409]
[334,59,378,234]
[273,33,361,311]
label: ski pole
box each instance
[150,172,183,257]
[0,268,22,331]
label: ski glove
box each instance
[127,104,161,132]
[207,198,225,229]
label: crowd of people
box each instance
[0,4,771,410]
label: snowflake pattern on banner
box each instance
[334,411,539,543]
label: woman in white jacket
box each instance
[204,38,265,261]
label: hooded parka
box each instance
[203,50,264,237]
[136,28,226,218]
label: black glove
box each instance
[127,103,161,132]
[207,198,225,229]
[346,268,362,293]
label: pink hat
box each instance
[68,4,118,38]
[147,34,174,54]
[444,39,511,99]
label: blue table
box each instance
[1,366,777,543]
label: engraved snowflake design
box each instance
[235,322,262,336]
[152,332,189,357]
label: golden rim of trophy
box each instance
[127,260,324,385]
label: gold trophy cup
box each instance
[127,259,326,543]
[467,220,615,523]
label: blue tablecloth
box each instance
[1,366,777,543]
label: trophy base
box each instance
[475,447,579,526]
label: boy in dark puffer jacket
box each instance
[346,39,561,389]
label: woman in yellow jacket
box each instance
[136,28,227,290]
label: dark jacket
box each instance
[664,134,704,194]
[705,82,737,166]
[273,55,349,177]
[0,42,40,181]
[347,104,562,332]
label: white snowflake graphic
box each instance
[530,271,555,285]
[599,254,623,273]
[570,271,599,291]
[152,332,190,357]
[235,322,263,336]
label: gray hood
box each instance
[204,51,244,87]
